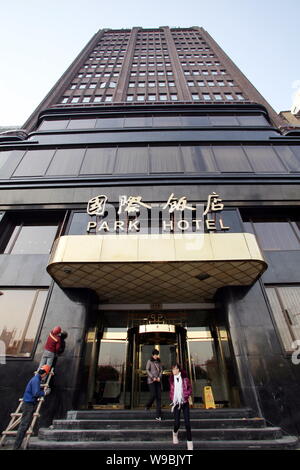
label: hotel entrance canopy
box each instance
[47,233,267,303]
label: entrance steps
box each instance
[29,408,298,450]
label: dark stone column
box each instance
[35,285,98,427]
[219,282,300,434]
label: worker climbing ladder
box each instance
[0,367,54,449]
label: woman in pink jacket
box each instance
[169,363,193,450]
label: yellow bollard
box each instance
[203,386,216,409]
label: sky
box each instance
[0,0,299,127]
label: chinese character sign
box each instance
[87,195,108,216]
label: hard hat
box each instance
[40,365,51,374]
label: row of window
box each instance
[38,114,269,131]
[83,62,123,69]
[126,94,179,102]
[62,89,243,104]
[130,71,173,76]
[187,79,235,87]
[70,81,117,90]
[2,144,299,179]
[191,92,245,101]
[1,213,300,258]
[177,48,211,53]
[61,92,243,104]
[184,69,227,76]
[182,61,220,66]
[128,81,176,88]
[131,62,171,67]
[1,283,298,358]
[77,72,119,79]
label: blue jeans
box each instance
[38,350,55,369]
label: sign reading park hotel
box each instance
[86,192,230,234]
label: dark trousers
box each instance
[13,402,35,449]
[173,402,192,441]
[146,381,161,418]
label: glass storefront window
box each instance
[187,327,230,406]
[93,328,128,406]
[0,289,48,357]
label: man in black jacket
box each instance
[145,349,163,421]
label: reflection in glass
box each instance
[4,225,58,254]
[0,289,48,357]
[94,328,127,406]
[187,327,230,406]
[253,222,300,251]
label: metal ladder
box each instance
[0,368,54,449]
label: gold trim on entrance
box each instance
[139,324,176,333]
[47,233,267,303]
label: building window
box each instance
[105,96,112,102]
[126,95,133,101]
[265,285,300,353]
[82,97,91,103]
[224,93,233,101]
[148,95,156,101]
[0,288,48,357]
[236,93,245,100]
[202,93,211,101]
[159,94,167,101]
[128,82,135,88]
[60,97,68,104]
[187,81,194,87]
[192,94,200,101]
[71,97,80,103]
[93,96,102,102]
[3,221,59,255]
[244,219,300,251]
[171,94,178,101]
[213,94,222,101]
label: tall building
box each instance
[0,27,300,449]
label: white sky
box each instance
[0,0,299,126]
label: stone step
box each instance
[52,417,266,430]
[66,408,255,421]
[29,435,299,450]
[38,426,283,442]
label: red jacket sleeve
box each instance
[55,337,62,353]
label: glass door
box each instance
[91,327,128,408]
[132,326,187,408]
[187,324,240,407]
